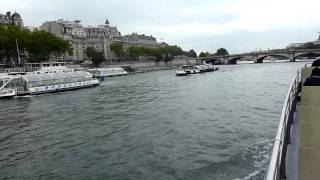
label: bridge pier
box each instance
[252,54,262,63]
[289,52,296,62]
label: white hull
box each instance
[88,68,128,79]
[28,80,99,95]
[0,89,16,98]
[102,72,128,77]
[176,70,187,76]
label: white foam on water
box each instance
[18,95,33,98]
[234,139,274,180]
[233,170,262,180]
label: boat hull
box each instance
[0,89,16,98]
[176,70,187,76]
[176,73,188,76]
[27,80,99,95]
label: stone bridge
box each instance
[198,49,320,64]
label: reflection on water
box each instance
[0,62,306,179]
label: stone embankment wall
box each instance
[101,58,202,73]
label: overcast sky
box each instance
[1,0,320,54]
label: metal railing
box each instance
[265,70,301,180]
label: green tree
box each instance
[85,47,104,67]
[199,52,210,57]
[110,42,124,58]
[127,45,184,61]
[0,25,71,63]
[186,49,197,58]
[26,30,70,62]
[0,25,31,63]
[216,48,229,56]
[159,45,183,61]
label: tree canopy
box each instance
[186,49,197,58]
[27,30,71,62]
[126,45,184,61]
[199,52,210,57]
[215,48,229,56]
[110,42,125,58]
[0,24,71,63]
[85,47,105,67]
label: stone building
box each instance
[42,19,124,63]
[0,11,23,27]
[122,33,158,50]
[41,18,162,63]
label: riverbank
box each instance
[100,57,202,73]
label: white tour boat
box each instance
[0,66,99,96]
[176,64,218,76]
[88,68,128,81]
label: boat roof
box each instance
[95,67,125,70]
[22,71,92,82]
[0,74,22,80]
[38,66,70,71]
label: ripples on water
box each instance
[0,62,306,179]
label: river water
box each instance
[0,62,306,180]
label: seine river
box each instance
[0,61,306,180]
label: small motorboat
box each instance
[176,69,187,76]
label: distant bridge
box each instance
[198,49,320,64]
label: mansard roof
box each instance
[12,12,21,18]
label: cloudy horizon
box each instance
[1,0,320,54]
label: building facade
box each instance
[287,34,320,48]
[122,33,158,50]
[41,19,122,62]
[41,18,162,63]
[0,11,23,27]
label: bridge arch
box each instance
[294,52,320,59]
[227,57,247,64]
[256,54,290,63]
[204,59,221,64]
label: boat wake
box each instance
[233,140,273,180]
[183,139,273,180]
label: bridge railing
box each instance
[264,70,301,180]
[203,48,320,59]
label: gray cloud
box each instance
[1,0,320,54]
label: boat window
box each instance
[19,71,93,88]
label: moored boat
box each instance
[0,75,18,98]
[176,69,188,76]
[176,63,218,76]
[0,66,99,96]
[88,68,128,81]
